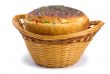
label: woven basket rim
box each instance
[12,14,104,40]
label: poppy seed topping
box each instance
[28,5,85,18]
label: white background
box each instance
[0,0,110,74]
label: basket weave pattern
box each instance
[26,40,89,67]
[13,14,104,67]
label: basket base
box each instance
[25,40,89,68]
[33,57,80,68]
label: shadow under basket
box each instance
[13,14,104,68]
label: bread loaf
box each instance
[24,5,89,35]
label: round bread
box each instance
[24,5,89,35]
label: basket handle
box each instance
[12,14,26,30]
[88,20,104,29]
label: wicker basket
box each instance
[12,14,104,68]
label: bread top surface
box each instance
[28,5,85,18]
[25,5,89,24]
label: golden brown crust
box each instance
[24,16,89,35]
